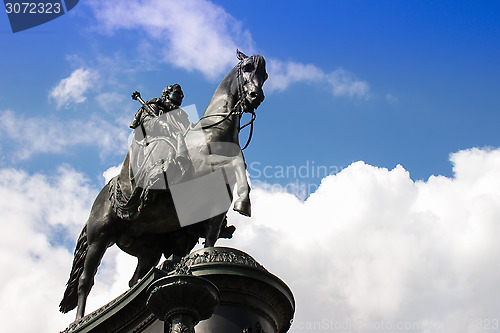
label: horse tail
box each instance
[59,224,88,313]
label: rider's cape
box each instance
[109,107,193,220]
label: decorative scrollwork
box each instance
[174,248,266,273]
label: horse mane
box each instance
[250,54,268,82]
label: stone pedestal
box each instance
[61,247,294,333]
[146,275,219,333]
[176,247,295,333]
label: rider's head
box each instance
[162,84,184,107]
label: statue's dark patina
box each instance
[60,50,267,320]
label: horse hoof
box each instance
[219,225,236,239]
[233,199,251,217]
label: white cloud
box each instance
[267,58,371,99]
[327,68,370,98]
[50,68,99,109]
[85,0,372,98]
[102,164,122,184]
[266,59,325,91]
[0,110,129,160]
[216,147,500,332]
[386,93,399,104]
[5,139,498,331]
[0,167,89,330]
[96,92,127,113]
[87,0,253,79]
[0,166,136,332]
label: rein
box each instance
[239,110,255,150]
[199,60,257,150]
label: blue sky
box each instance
[1,1,500,332]
[2,1,499,183]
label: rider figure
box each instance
[127,83,235,238]
[130,83,187,129]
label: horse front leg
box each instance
[205,151,251,217]
[204,213,225,247]
[232,156,251,217]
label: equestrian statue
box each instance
[59,50,268,320]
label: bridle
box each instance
[199,59,258,150]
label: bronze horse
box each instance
[60,50,267,320]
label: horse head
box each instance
[236,49,268,111]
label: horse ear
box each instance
[236,49,248,60]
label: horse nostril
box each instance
[250,92,258,98]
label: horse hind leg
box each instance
[129,249,162,287]
[76,234,109,320]
[60,225,88,315]
[68,181,118,320]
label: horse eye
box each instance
[242,63,254,72]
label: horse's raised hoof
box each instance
[219,225,236,239]
[233,199,251,217]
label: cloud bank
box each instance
[220,147,500,332]
[267,59,371,99]
[86,0,370,99]
[0,166,137,332]
[3,147,500,332]
[87,0,253,80]
[0,110,129,160]
[50,68,99,109]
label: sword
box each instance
[130,91,154,146]
[131,91,156,117]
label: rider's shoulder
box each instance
[146,98,161,104]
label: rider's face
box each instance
[168,88,184,106]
